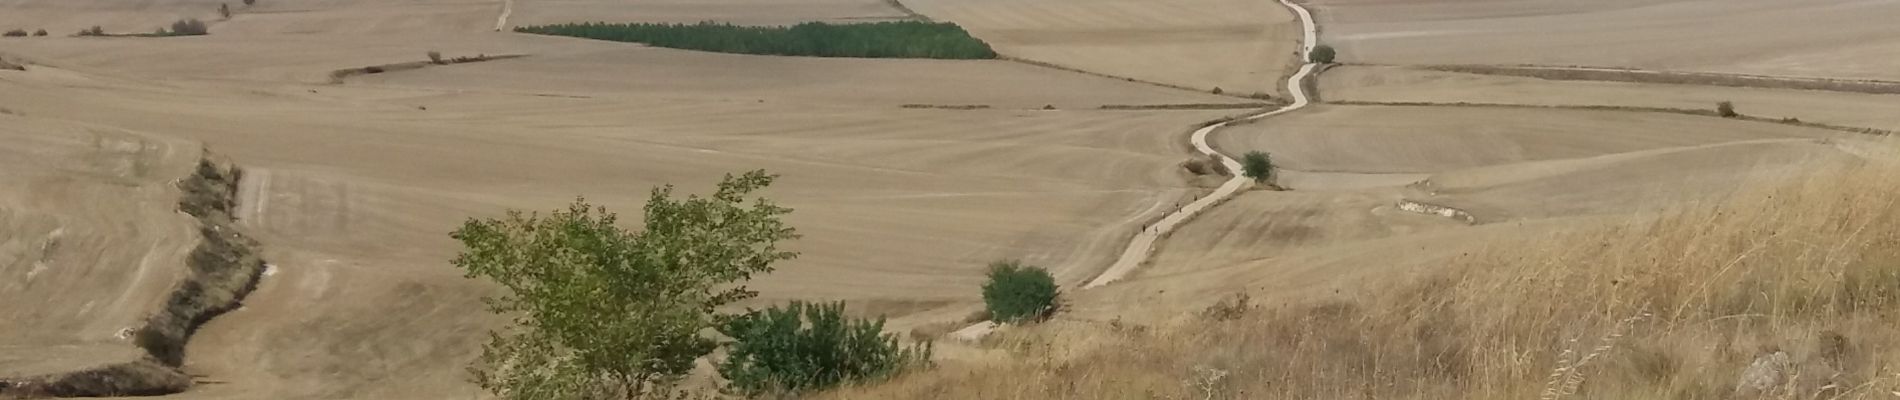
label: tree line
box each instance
[514,21,997,60]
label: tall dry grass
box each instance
[821,148,1900,399]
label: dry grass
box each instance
[821,149,1900,399]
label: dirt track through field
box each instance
[494,0,513,31]
[951,0,1317,340]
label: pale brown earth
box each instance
[1322,65,1900,131]
[3,0,1897,398]
[1212,105,1839,174]
[0,24,1234,396]
[0,112,200,377]
[902,0,1301,95]
[1309,0,1900,80]
[508,0,912,27]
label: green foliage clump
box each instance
[1309,44,1336,64]
[33,29,47,36]
[1241,151,1274,183]
[450,170,799,399]
[717,301,932,396]
[1717,101,1738,118]
[982,260,1059,324]
[514,21,997,60]
[2,29,26,37]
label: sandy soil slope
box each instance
[0,109,200,378]
[1309,0,1900,80]
[901,0,1300,95]
[1321,66,1900,131]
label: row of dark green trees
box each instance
[515,21,996,59]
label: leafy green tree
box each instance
[1241,151,1274,183]
[450,171,798,399]
[717,301,932,396]
[981,261,1058,324]
[1717,101,1738,118]
[1309,44,1336,64]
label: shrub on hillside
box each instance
[982,260,1059,324]
[219,3,232,19]
[1309,44,1336,64]
[717,301,932,396]
[77,26,104,36]
[426,50,444,64]
[2,29,26,37]
[243,0,255,6]
[168,19,208,36]
[450,171,799,399]
[1241,151,1273,183]
[1717,101,1738,118]
[514,21,996,59]
[33,29,47,36]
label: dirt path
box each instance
[1083,0,1316,289]
[953,0,1320,340]
[494,0,513,31]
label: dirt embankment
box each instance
[2,155,265,398]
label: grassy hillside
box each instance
[825,149,1900,399]
[514,21,996,59]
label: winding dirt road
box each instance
[953,0,1320,340]
[1084,0,1317,289]
[494,0,513,31]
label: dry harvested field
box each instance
[5,0,1900,398]
[1322,65,1900,131]
[0,56,1237,396]
[1309,0,1900,80]
[0,114,200,381]
[903,0,1301,95]
[507,0,912,28]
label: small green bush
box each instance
[1241,151,1274,183]
[2,29,26,37]
[717,301,932,396]
[243,0,255,5]
[982,260,1059,324]
[427,50,444,64]
[33,29,47,36]
[77,26,104,36]
[514,21,996,59]
[1309,44,1336,64]
[1717,101,1738,118]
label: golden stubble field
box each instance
[4,0,1899,398]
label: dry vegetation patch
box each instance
[824,149,1900,399]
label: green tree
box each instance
[1309,44,1336,64]
[981,260,1058,324]
[450,170,798,399]
[717,301,932,396]
[1241,151,1274,183]
[1717,101,1738,118]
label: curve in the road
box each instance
[953,0,1321,341]
[1082,0,1319,289]
[494,0,514,31]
